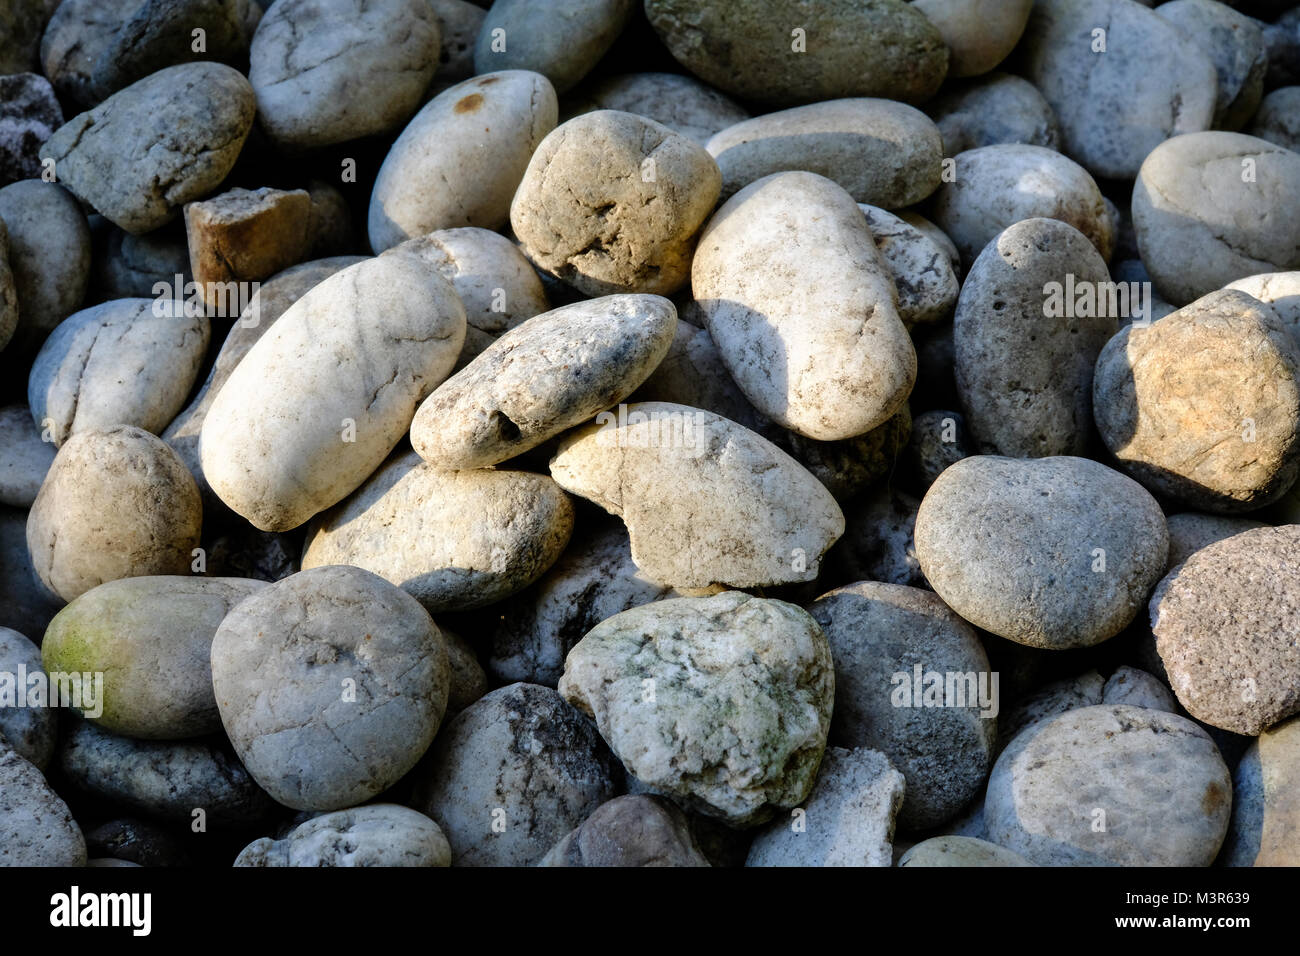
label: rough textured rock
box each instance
[0,72,62,186]
[0,737,86,866]
[539,794,710,867]
[489,520,709,687]
[1248,88,1300,152]
[301,452,574,613]
[559,591,834,825]
[428,0,484,92]
[1153,525,1300,736]
[0,404,54,507]
[549,402,845,589]
[200,254,466,532]
[1132,132,1300,306]
[0,181,91,357]
[39,62,256,234]
[473,0,633,94]
[27,426,202,603]
[411,682,619,866]
[369,71,558,252]
[858,205,958,327]
[249,0,440,148]
[829,486,925,589]
[899,835,1034,866]
[985,704,1231,866]
[384,228,549,366]
[0,627,56,769]
[41,576,266,739]
[413,295,675,468]
[930,145,1113,267]
[511,110,720,297]
[0,219,13,353]
[927,73,1059,155]
[1093,290,1300,513]
[1154,0,1266,132]
[210,565,450,811]
[1222,714,1300,866]
[706,99,943,207]
[900,409,970,492]
[809,582,996,829]
[1020,0,1217,180]
[29,298,209,447]
[162,255,364,506]
[693,172,915,440]
[745,747,903,866]
[911,0,1032,77]
[235,805,452,867]
[564,72,749,146]
[59,718,275,824]
[955,218,1117,457]
[645,0,948,106]
[915,456,1169,649]
[183,187,313,306]
[1224,271,1300,335]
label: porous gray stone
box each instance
[954,217,1117,457]
[0,736,86,866]
[900,409,970,492]
[473,0,633,94]
[1164,512,1267,570]
[0,627,56,769]
[1152,525,1300,736]
[0,72,62,185]
[859,205,958,326]
[829,486,925,589]
[1154,0,1267,132]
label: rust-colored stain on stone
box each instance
[1201,781,1227,816]
[455,93,484,114]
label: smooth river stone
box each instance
[644,0,948,107]
[926,72,1060,157]
[1092,290,1300,513]
[985,704,1231,866]
[549,402,845,589]
[930,144,1114,267]
[29,298,208,447]
[1152,526,1300,736]
[411,294,676,469]
[911,0,1033,77]
[235,804,452,867]
[0,626,56,768]
[900,835,1034,867]
[39,62,256,234]
[858,205,958,327]
[163,255,365,505]
[539,794,711,867]
[1154,0,1267,132]
[473,0,633,95]
[249,0,440,148]
[41,576,267,739]
[563,72,750,147]
[301,451,574,613]
[559,591,834,825]
[211,565,449,811]
[1224,272,1300,334]
[915,455,1169,649]
[0,404,54,507]
[1019,0,1217,180]
[706,98,943,207]
[200,254,466,532]
[692,171,915,441]
[1132,132,1300,306]
[368,71,558,253]
[1223,714,1300,867]
[954,218,1116,457]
